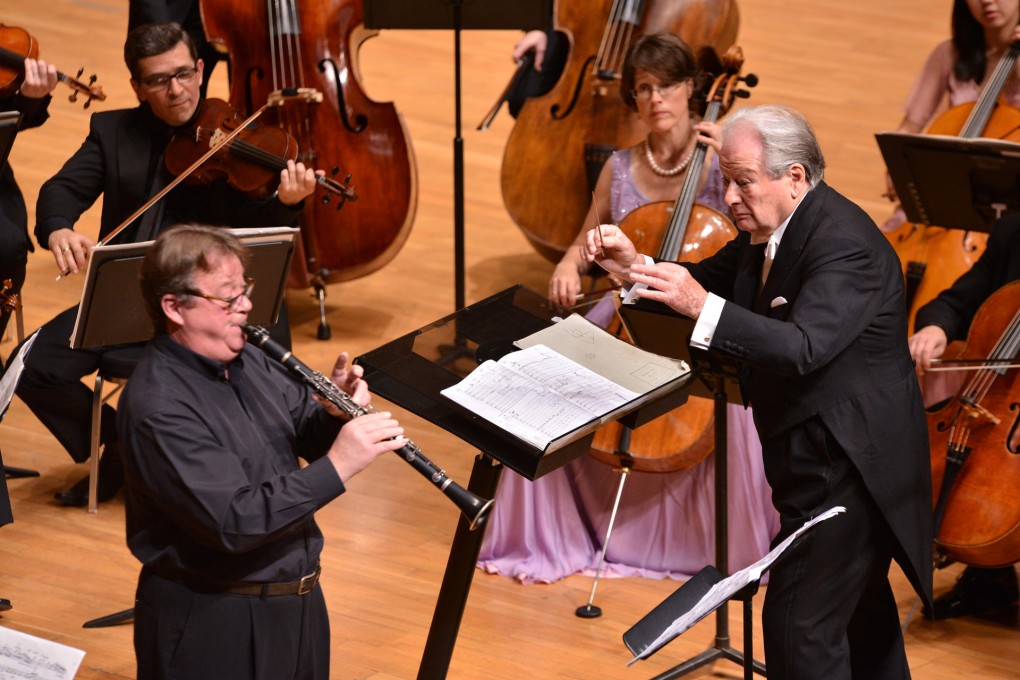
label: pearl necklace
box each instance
[644,137,694,177]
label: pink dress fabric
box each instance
[477,148,781,584]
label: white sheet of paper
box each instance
[0,625,85,680]
[0,330,38,421]
[629,506,847,664]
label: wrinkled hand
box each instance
[629,261,708,318]
[47,228,94,275]
[513,30,548,71]
[327,411,406,483]
[908,325,948,375]
[20,58,58,99]
[581,223,640,280]
[277,160,319,206]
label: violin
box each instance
[587,47,752,474]
[0,23,105,108]
[500,0,739,262]
[164,98,356,205]
[886,42,1020,332]
[926,280,1020,568]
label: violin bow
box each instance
[927,357,1020,372]
[57,104,270,280]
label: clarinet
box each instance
[243,325,494,530]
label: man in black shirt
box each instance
[120,224,406,679]
[10,22,318,507]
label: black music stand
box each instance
[74,229,297,629]
[355,285,695,680]
[363,0,549,312]
[876,132,1020,231]
[616,298,766,678]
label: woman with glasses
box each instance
[478,33,779,587]
[546,32,728,309]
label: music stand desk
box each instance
[355,284,694,679]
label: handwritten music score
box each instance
[0,625,84,680]
[441,315,689,452]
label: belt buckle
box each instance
[297,569,318,596]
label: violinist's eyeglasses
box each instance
[632,82,682,101]
[139,66,199,91]
[181,277,255,314]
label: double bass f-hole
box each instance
[551,55,600,121]
[318,58,367,133]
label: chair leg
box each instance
[88,373,103,514]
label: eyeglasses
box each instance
[632,82,682,101]
[139,66,199,91]
[182,277,255,313]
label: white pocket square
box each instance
[770,296,788,308]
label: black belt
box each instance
[155,566,321,597]
[227,567,321,597]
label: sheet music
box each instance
[441,344,640,450]
[628,506,847,665]
[0,331,37,421]
[0,625,85,680]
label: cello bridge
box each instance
[268,88,324,107]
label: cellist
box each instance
[908,213,1020,619]
[883,0,1020,231]
[6,23,317,508]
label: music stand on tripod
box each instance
[616,298,767,678]
[362,0,550,312]
[876,131,1017,231]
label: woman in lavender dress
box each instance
[478,33,779,584]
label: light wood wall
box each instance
[1,1,1016,678]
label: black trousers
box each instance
[134,570,330,680]
[761,417,911,680]
[10,303,292,463]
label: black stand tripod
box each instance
[649,360,766,679]
[362,0,549,312]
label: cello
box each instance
[587,47,752,472]
[200,0,417,338]
[927,281,1020,568]
[501,0,739,263]
[886,41,1020,332]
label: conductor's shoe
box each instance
[54,444,124,507]
[924,565,1019,620]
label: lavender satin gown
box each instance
[477,149,781,583]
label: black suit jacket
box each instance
[915,213,1020,340]
[35,103,301,249]
[683,182,934,607]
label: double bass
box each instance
[588,47,753,473]
[501,0,739,262]
[200,0,417,337]
[927,281,1020,568]
[886,41,1020,331]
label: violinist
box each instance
[7,22,317,508]
[479,34,778,586]
[0,55,58,613]
[0,56,58,355]
[908,213,1020,619]
[883,0,1020,231]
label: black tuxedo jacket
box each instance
[684,181,934,607]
